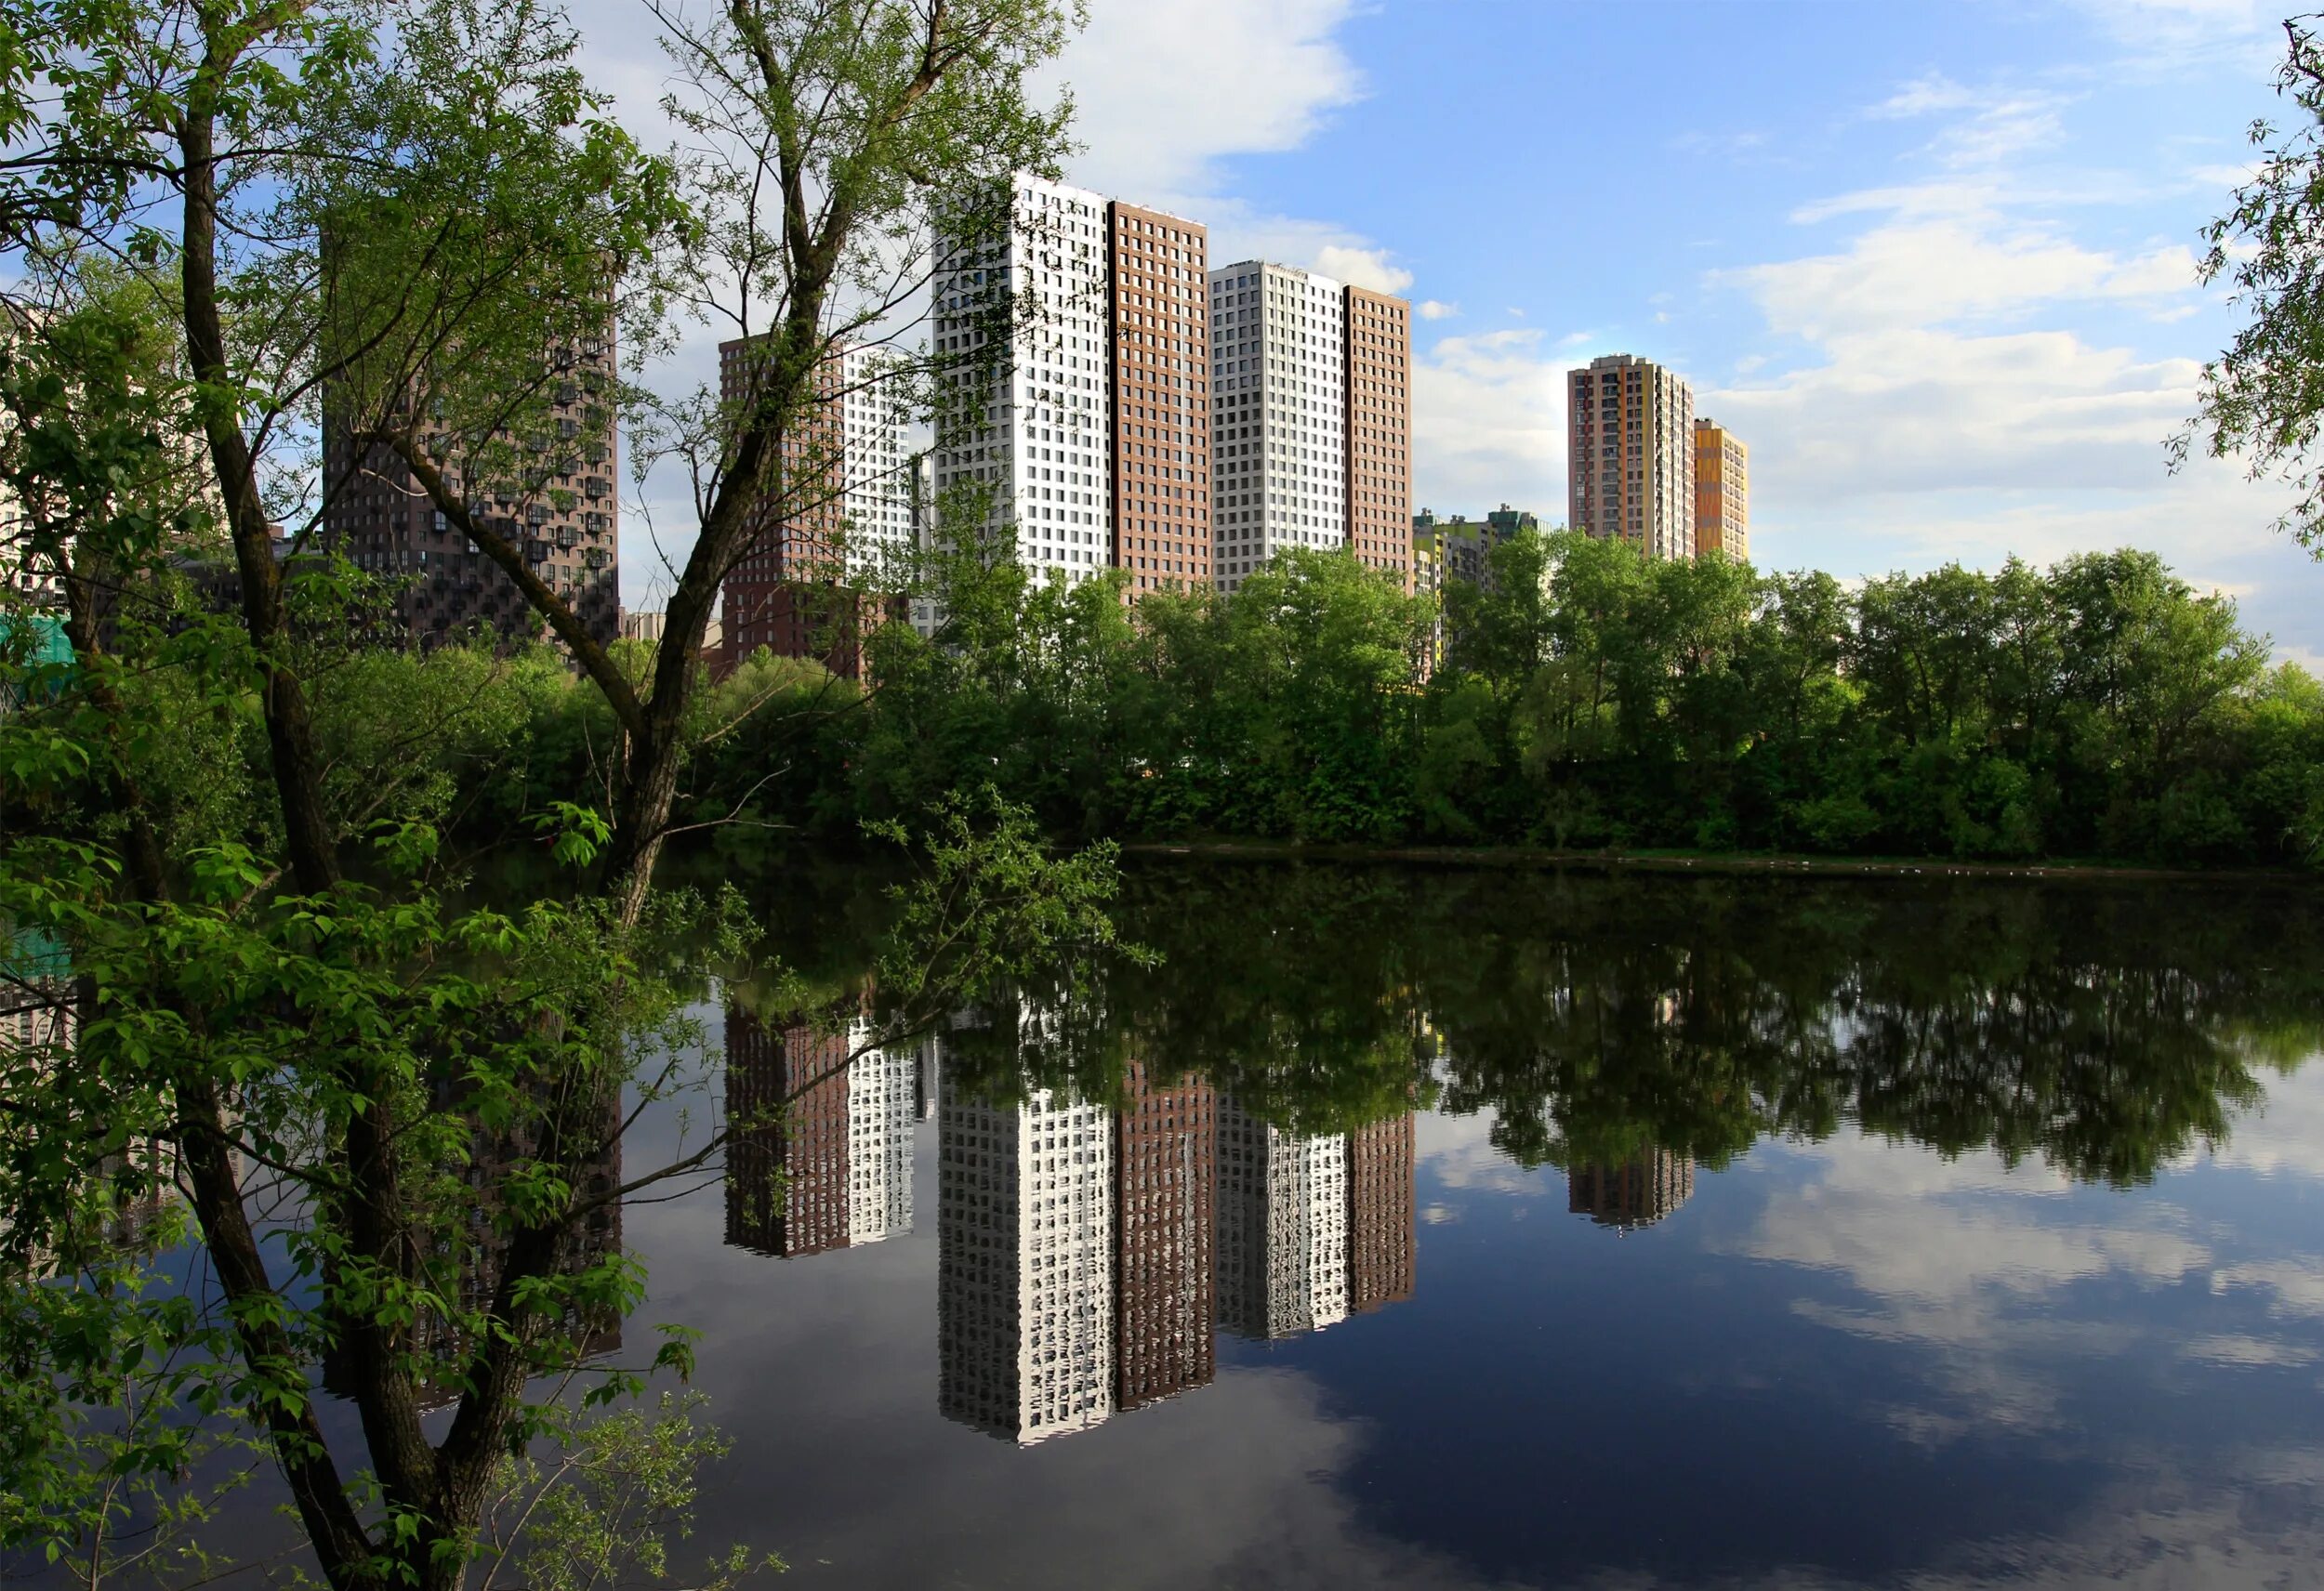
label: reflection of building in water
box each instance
[2,933,181,1253]
[724,1006,916,1257]
[1215,1101,1349,1340]
[1114,1061,1213,1410]
[1567,1151,1695,1229]
[1347,1112,1416,1314]
[847,1021,915,1244]
[938,1074,1116,1443]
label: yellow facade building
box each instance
[1693,419,1749,560]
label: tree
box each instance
[0,0,1094,1584]
[2178,12,2324,552]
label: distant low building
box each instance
[1413,505,1538,596]
[618,609,665,644]
[1568,1151,1695,1230]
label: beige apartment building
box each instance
[1694,418,1749,560]
[1565,353,1695,559]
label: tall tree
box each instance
[0,0,1092,1584]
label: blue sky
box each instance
[586,0,2324,658]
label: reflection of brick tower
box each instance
[1346,1112,1415,1313]
[1114,1061,1214,1411]
[724,1006,852,1257]
[1568,1151,1696,1229]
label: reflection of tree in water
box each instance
[1103,865,2324,1188]
[744,862,2323,1193]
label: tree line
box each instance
[495,529,2324,870]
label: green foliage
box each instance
[2180,14,2324,551]
[1075,862,2321,1187]
[479,1393,778,1591]
[564,533,2316,870]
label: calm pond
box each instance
[624,862,2324,1591]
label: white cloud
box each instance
[2209,1062,2324,1183]
[1312,243,1412,294]
[1414,1108,1553,1195]
[1723,1137,2226,1431]
[1042,0,1363,201]
[1866,72,2074,169]
[1415,299,1459,321]
[2213,1257,2324,1321]
[1701,326,2199,498]
[1045,0,1419,294]
[2184,1333,2319,1367]
[1411,328,1566,521]
[1713,217,2197,340]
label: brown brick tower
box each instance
[1344,286,1413,591]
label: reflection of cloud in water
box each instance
[2181,1334,2318,1369]
[2208,1055,2324,1183]
[1413,1108,1550,1195]
[2212,1258,2324,1322]
[1724,1136,2214,1433]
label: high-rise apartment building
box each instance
[931,175,1112,590]
[1346,1112,1416,1315]
[1114,1061,1215,1412]
[1208,263,1413,593]
[1693,418,1749,561]
[938,1070,1116,1444]
[1209,263,1343,593]
[1566,354,1695,559]
[1411,505,1539,593]
[1107,204,1211,595]
[1344,286,1412,588]
[716,340,910,676]
[322,330,620,648]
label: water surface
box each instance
[636,864,2324,1590]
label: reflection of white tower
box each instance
[939,1072,1116,1443]
[1215,1102,1348,1340]
[844,1020,915,1245]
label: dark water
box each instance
[629,864,2324,1591]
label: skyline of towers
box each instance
[917,174,1414,611]
[1208,262,1413,595]
[1566,352,1697,560]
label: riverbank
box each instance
[1121,838,2317,883]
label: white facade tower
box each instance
[931,175,1115,590]
[1207,261,1347,595]
[938,1073,1117,1444]
[838,346,914,585]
